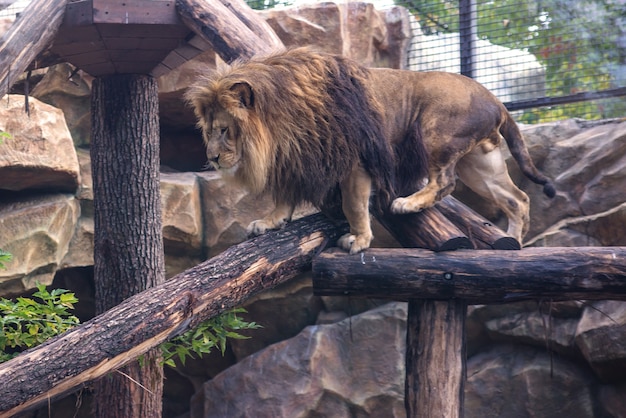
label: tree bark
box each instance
[90,75,165,418]
[175,0,283,63]
[377,206,472,251]
[0,0,67,98]
[405,300,466,418]
[313,246,626,303]
[0,213,346,417]
[437,196,520,250]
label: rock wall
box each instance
[1,2,625,418]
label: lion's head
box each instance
[185,48,397,210]
[185,77,274,195]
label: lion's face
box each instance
[201,108,242,174]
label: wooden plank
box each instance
[0,0,67,98]
[96,23,188,39]
[113,61,159,74]
[150,63,172,77]
[107,49,169,63]
[170,43,203,60]
[52,25,101,44]
[63,0,94,26]
[161,50,189,69]
[80,61,116,76]
[50,41,106,57]
[92,0,180,25]
[0,213,346,417]
[312,246,626,303]
[187,34,212,51]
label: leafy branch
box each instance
[161,307,261,367]
[0,283,80,363]
[0,280,261,366]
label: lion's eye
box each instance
[220,127,228,136]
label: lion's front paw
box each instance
[338,233,372,254]
[391,197,423,214]
[246,218,287,237]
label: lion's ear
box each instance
[230,82,254,109]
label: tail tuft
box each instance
[543,182,556,198]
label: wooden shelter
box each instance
[0,0,625,417]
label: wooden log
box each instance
[313,246,626,304]
[437,196,520,250]
[405,300,466,417]
[217,0,283,47]
[0,0,67,98]
[175,0,283,63]
[377,207,472,252]
[0,213,346,417]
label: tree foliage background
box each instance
[404,0,626,122]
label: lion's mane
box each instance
[186,48,403,211]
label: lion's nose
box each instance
[208,154,219,164]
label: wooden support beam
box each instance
[405,300,466,417]
[437,196,520,250]
[175,0,283,63]
[0,213,345,418]
[374,201,472,417]
[0,0,67,98]
[377,206,472,252]
[313,246,626,304]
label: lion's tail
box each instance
[501,112,556,198]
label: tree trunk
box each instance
[90,74,165,418]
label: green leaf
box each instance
[160,308,261,368]
[0,284,80,363]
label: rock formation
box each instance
[0,2,625,417]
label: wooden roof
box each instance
[45,0,209,77]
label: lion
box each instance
[185,48,555,254]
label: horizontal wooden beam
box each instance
[312,247,626,304]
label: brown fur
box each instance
[186,48,554,253]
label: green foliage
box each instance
[161,308,261,368]
[0,131,9,143]
[245,0,287,10]
[0,250,11,270]
[402,0,625,122]
[0,283,80,363]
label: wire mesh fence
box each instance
[246,0,626,123]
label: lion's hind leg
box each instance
[456,143,530,243]
[247,202,295,237]
[337,166,374,254]
[390,164,457,215]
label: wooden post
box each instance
[375,204,472,417]
[405,300,466,417]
